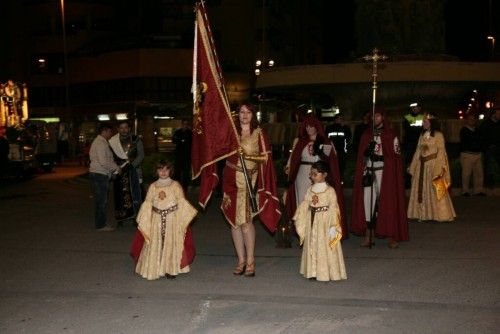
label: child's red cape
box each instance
[129,227,195,269]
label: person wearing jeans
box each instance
[89,122,120,231]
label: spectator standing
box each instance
[172,119,193,193]
[479,107,500,191]
[459,113,485,196]
[109,120,144,224]
[89,123,120,231]
[325,113,352,181]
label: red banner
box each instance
[191,3,239,208]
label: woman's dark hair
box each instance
[235,102,259,134]
[155,159,174,177]
[423,114,440,137]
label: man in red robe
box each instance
[351,109,408,248]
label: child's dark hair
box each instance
[311,160,332,185]
[155,159,174,177]
[311,160,329,174]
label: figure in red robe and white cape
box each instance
[351,109,409,248]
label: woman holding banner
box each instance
[221,102,281,277]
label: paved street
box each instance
[0,166,499,334]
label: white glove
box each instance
[328,226,337,240]
[322,144,332,157]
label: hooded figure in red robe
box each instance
[351,109,408,248]
[284,114,347,238]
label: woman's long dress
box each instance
[408,131,456,222]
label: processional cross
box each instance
[361,47,388,249]
[362,48,388,112]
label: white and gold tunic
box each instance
[293,182,347,282]
[136,178,197,280]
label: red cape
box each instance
[221,128,281,233]
[130,227,195,269]
[351,121,409,241]
[284,115,347,238]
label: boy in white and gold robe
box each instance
[293,161,347,282]
[135,161,197,280]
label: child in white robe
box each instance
[135,159,197,280]
[293,161,347,282]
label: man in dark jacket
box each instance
[172,119,193,193]
[325,113,351,181]
[479,107,500,190]
[459,113,484,196]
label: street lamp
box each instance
[60,0,74,157]
[254,0,276,76]
[60,0,69,109]
[254,58,275,76]
[487,36,495,59]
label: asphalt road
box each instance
[0,166,499,333]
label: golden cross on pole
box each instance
[363,48,388,109]
[362,48,388,249]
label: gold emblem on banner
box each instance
[193,82,208,135]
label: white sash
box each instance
[109,134,128,160]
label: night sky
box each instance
[0,0,498,79]
[328,0,498,62]
[445,0,498,61]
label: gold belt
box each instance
[225,161,257,174]
[419,153,438,162]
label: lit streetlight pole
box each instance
[254,0,275,76]
[60,0,75,158]
[60,0,70,110]
[487,36,495,60]
[487,0,495,60]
